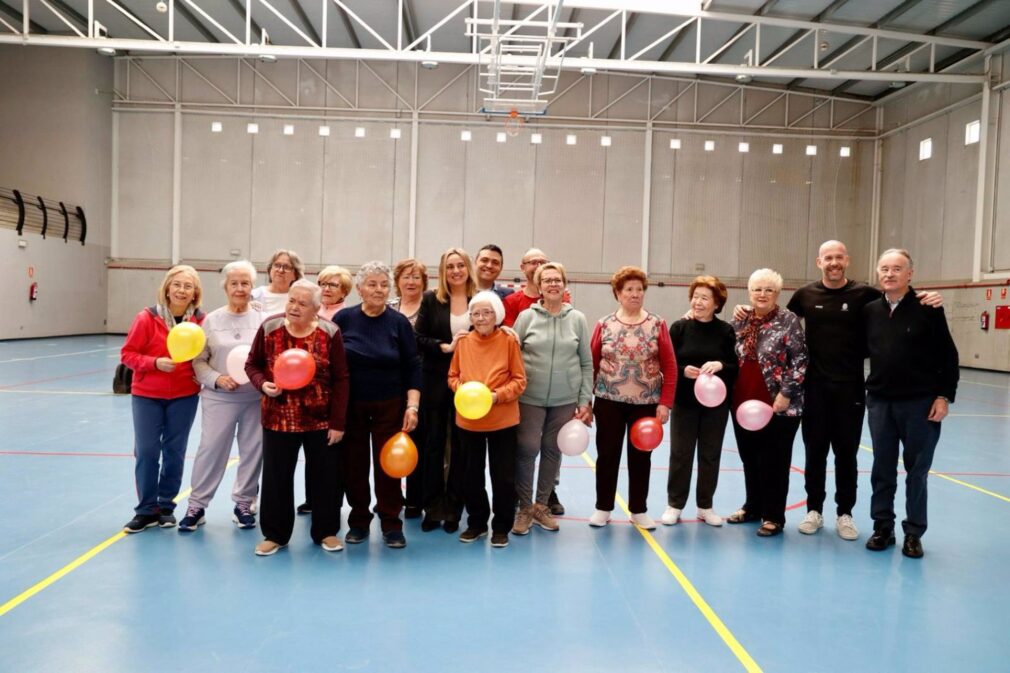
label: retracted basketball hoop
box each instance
[504,109,524,137]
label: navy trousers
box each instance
[132,394,200,515]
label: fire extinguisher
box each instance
[29,282,38,302]
[980,310,990,331]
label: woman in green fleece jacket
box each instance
[511,262,594,534]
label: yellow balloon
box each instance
[167,322,206,363]
[454,381,493,420]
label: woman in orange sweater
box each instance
[448,291,527,548]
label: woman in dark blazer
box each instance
[414,247,476,533]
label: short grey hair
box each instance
[878,248,914,270]
[748,268,784,292]
[469,290,506,326]
[289,279,322,308]
[355,260,393,288]
[220,260,258,288]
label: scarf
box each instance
[739,306,778,361]
[156,302,197,331]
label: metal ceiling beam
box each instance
[757,0,853,67]
[227,0,263,42]
[286,0,321,46]
[177,3,220,43]
[831,0,995,95]
[661,0,780,64]
[332,0,361,49]
[401,0,417,46]
[0,0,49,34]
[607,12,637,60]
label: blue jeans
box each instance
[866,394,941,537]
[132,394,200,515]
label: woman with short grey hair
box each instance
[253,249,305,315]
[181,261,266,532]
[334,261,422,548]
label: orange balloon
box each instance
[380,431,418,479]
[273,348,316,390]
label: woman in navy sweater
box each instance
[663,276,738,527]
[334,261,422,549]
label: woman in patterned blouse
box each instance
[727,268,808,537]
[246,279,350,556]
[589,266,678,530]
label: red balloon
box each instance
[273,348,316,390]
[380,432,418,478]
[630,417,664,452]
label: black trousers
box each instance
[667,403,729,510]
[458,426,517,534]
[593,398,656,514]
[261,428,342,545]
[342,397,405,533]
[732,414,801,526]
[417,368,465,522]
[801,377,864,516]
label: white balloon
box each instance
[557,418,590,456]
[226,344,252,385]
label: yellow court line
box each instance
[580,452,762,673]
[0,458,240,618]
[859,445,1010,504]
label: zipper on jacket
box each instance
[545,314,558,403]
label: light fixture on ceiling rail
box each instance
[581,43,597,76]
[97,47,117,56]
[259,54,277,63]
[735,48,754,83]
[156,1,167,12]
[420,35,438,70]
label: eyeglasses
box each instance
[541,278,564,286]
[272,263,294,272]
[169,281,196,291]
[750,287,777,294]
[523,258,548,266]
[471,309,496,319]
[319,282,341,290]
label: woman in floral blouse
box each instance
[728,268,808,537]
[589,266,678,530]
[246,279,350,556]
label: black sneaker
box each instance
[296,502,312,515]
[158,511,177,528]
[459,528,487,543]
[865,529,896,551]
[383,531,407,548]
[442,520,459,534]
[902,534,924,559]
[490,532,510,548]
[404,506,422,519]
[233,503,256,529]
[178,508,206,531]
[345,527,370,544]
[124,514,159,533]
[547,489,565,516]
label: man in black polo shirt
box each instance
[787,241,941,541]
[863,249,958,559]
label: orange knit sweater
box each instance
[448,329,527,432]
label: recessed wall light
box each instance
[461,130,472,142]
[246,123,259,134]
[806,145,817,156]
[704,140,715,151]
[772,143,783,154]
[496,132,507,143]
[839,146,851,157]
[355,127,366,138]
[390,128,402,139]
[601,135,612,147]
[531,133,542,144]
[738,142,749,153]
[283,124,294,136]
[670,139,681,149]
[566,134,577,145]
[318,125,330,136]
[211,122,222,133]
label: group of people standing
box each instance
[120,239,958,559]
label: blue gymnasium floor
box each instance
[1,335,1008,673]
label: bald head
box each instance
[520,248,549,285]
[816,240,850,288]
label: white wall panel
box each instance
[941,105,981,279]
[532,129,606,273]
[647,132,677,274]
[601,131,645,271]
[879,133,907,256]
[808,141,873,280]
[180,115,253,260]
[992,89,1010,269]
[249,118,324,263]
[117,112,174,260]
[900,115,949,280]
[416,124,465,262]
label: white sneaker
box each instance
[630,513,657,530]
[696,508,724,527]
[588,510,612,527]
[798,510,824,535]
[836,514,859,541]
[661,507,682,526]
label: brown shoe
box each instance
[321,536,344,552]
[532,503,560,532]
[254,540,285,556]
[512,505,534,536]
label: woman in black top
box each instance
[663,276,738,527]
[413,248,477,532]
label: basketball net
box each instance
[504,109,525,138]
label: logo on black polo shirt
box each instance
[842,303,849,311]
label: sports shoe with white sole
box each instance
[661,506,682,525]
[836,514,859,541]
[321,536,344,552]
[178,507,206,532]
[630,513,657,530]
[254,540,286,556]
[588,510,611,527]
[696,508,724,527]
[798,510,824,535]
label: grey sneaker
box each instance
[512,505,534,536]
[532,503,559,531]
[798,510,824,535]
[836,514,859,541]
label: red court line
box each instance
[0,368,112,390]
[557,498,808,524]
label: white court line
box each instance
[948,413,1010,418]
[0,390,115,396]
[960,379,1010,391]
[0,347,121,364]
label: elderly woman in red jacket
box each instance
[120,265,205,533]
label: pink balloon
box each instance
[736,400,773,431]
[694,373,727,408]
[557,419,590,456]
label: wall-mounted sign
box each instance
[986,288,992,300]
